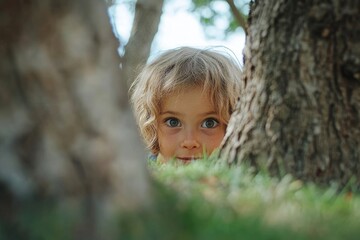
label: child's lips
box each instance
[177,157,200,162]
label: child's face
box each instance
[157,87,226,163]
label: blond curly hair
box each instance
[130,46,242,154]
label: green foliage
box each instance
[227,19,240,33]
[2,157,360,239]
[190,0,249,38]
[191,0,213,7]
[0,201,77,240]
[148,158,360,239]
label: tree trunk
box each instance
[220,0,360,188]
[121,0,164,86]
[0,0,152,238]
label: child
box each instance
[130,46,242,163]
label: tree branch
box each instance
[225,0,248,34]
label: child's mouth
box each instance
[177,157,200,162]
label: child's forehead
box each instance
[160,87,215,111]
[159,86,218,111]
[161,85,209,100]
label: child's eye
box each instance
[165,118,181,127]
[201,118,219,128]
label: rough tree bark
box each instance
[220,0,360,188]
[0,0,152,238]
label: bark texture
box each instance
[0,0,151,238]
[220,0,360,187]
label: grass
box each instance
[2,156,360,240]
[148,157,360,240]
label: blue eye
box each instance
[165,118,181,127]
[201,118,219,128]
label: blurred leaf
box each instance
[190,0,249,38]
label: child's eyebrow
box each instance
[160,111,181,116]
[160,110,218,116]
[200,111,218,117]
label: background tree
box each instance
[109,0,164,88]
[110,0,249,89]
[0,0,155,238]
[122,0,163,86]
[220,0,360,188]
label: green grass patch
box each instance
[148,158,360,240]
[2,157,359,239]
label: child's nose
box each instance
[181,130,200,149]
